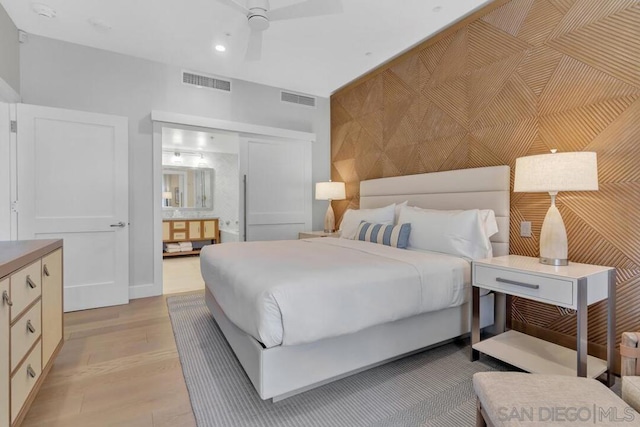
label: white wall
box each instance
[19,35,330,292]
[0,3,20,100]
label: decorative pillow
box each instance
[397,206,493,259]
[394,201,408,224]
[355,221,411,249]
[339,203,396,239]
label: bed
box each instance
[202,165,510,401]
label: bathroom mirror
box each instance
[162,166,214,210]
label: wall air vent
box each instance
[183,71,231,92]
[281,91,316,108]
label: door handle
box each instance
[110,221,126,228]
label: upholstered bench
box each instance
[473,372,638,426]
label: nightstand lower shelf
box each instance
[473,330,607,378]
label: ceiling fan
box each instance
[217,0,343,60]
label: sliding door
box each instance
[240,137,312,241]
[17,104,130,311]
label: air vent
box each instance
[183,71,231,92]
[281,91,316,108]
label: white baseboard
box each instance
[129,282,162,299]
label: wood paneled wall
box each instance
[330,0,640,353]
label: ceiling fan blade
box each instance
[245,30,263,61]
[269,0,343,22]
[215,0,249,14]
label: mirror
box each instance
[162,166,214,210]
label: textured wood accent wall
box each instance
[330,0,640,352]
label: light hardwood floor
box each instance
[22,295,197,427]
[163,256,205,295]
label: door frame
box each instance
[150,111,315,296]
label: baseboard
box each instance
[129,282,161,299]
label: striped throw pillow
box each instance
[355,221,411,249]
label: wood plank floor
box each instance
[22,294,197,427]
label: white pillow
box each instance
[394,201,408,224]
[397,206,494,259]
[339,203,396,239]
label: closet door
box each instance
[16,104,129,311]
[240,138,312,241]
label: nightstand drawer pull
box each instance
[27,364,36,378]
[26,275,37,289]
[496,277,539,290]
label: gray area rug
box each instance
[167,293,507,427]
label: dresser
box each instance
[0,240,64,427]
[162,218,220,257]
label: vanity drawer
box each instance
[172,232,187,240]
[173,221,186,230]
[11,341,41,424]
[474,265,574,307]
[11,301,41,372]
[10,260,42,321]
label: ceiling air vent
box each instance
[183,71,231,92]
[281,91,316,108]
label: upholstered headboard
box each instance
[359,166,510,257]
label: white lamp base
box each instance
[539,193,568,266]
[324,202,336,233]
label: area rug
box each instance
[167,293,507,427]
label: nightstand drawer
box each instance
[474,265,574,306]
[10,260,42,321]
[11,301,41,371]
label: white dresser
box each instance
[0,240,63,427]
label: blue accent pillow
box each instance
[355,221,411,249]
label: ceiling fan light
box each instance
[248,14,270,31]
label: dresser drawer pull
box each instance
[2,290,12,306]
[26,275,37,289]
[43,264,50,276]
[27,365,36,378]
[26,320,36,334]
[496,277,540,290]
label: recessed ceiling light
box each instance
[32,3,56,18]
[215,44,226,52]
[432,6,442,12]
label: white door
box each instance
[240,137,312,241]
[17,104,129,311]
[0,102,9,240]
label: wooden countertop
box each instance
[0,239,63,279]
[162,218,219,221]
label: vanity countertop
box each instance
[162,217,219,221]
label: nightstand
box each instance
[298,231,341,239]
[471,255,615,386]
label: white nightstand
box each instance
[298,231,341,239]
[471,255,615,386]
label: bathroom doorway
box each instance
[159,124,240,294]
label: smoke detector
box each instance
[31,3,57,19]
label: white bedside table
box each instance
[471,255,616,386]
[298,231,341,239]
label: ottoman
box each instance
[473,372,638,426]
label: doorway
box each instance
[159,124,240,295]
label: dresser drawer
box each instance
[474,265,574,307]
[172,232,186,240]
[11,301,41,372]
[11,341,41,423]
[173,221,186,230]
[10,260,42,321]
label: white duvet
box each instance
[200,238,470,348]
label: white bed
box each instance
[203,165,510,401]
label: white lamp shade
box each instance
[315,181,346,200]
[162,192,173,199]
[514,152,598,193]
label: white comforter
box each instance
[200,238,470,348]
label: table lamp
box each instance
[315,181,346,233]
[162,191,173,207]
[514,150,598,266]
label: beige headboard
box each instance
[359,166,510,257]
